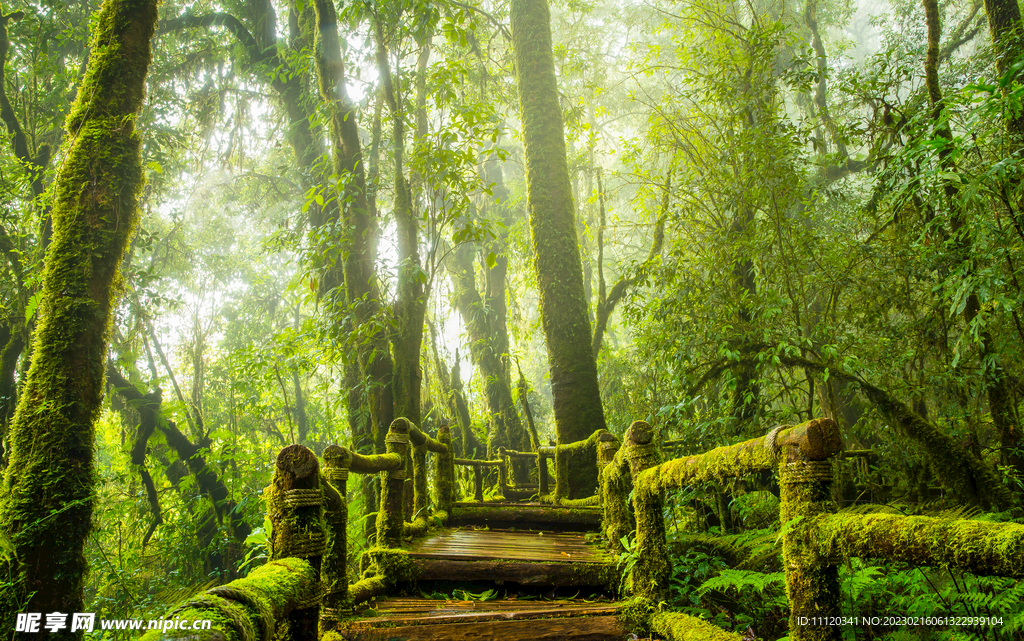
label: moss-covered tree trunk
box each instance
[312,0,393,452]
[447,244,530,476]
[924,0,1022,478]
[982,0,1024,137]
[510,0,606,497]
[374,23,426,431]
[0,0,158,632]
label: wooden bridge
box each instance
[142,417,1024,641]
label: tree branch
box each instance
[592,171,669,358]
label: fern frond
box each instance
[698,569,785,595]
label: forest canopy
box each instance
[0,0,1023,637]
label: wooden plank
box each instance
[349,607,620,627]
[362,598,619,614]
[451,505,602,527]
[346,598,624,627]
[337,615,625,640]
[455,502,601,512]
[405,529,612,563]
[409,558,615,586]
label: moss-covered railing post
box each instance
[600,432,631,553]
[265,445,327,641]
[498,457,509,498]
[778,418,843,641]
[321,445,349,631]
[435,424,455,519]
[553,429,608,500]
[473,462,484,501]
[401,417,431,520]
[377,419,410,547]
[538,448,551,495]
[622,420,669,602]
[337,447,404,606]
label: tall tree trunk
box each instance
[510,0,606,497]
[924,0,1022,477]
[374,24,427,430]
[446,244,530,477]
[981,0,1024,136]
[0,0,158,632]
[312,0,393,450]
[592,171,668,359]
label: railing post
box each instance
[412,433,429,519]
[435,424,455,518]
[538,452,549,495]
[598,432,630,553]
[377,419,410,547]
[623,420,669,603]
[473,463,484,502]
[404,432,416,523]
[321,445,349,628]
[554,445,568,500]
[596,432,619,505]
[499,459,509,498]
[778,418,843,641]
[265,444,325,641]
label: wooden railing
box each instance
[144,417,456,641]
[453,455,507,501]
[604,417,1024,641]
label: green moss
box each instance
[810,513,1024,577]
[376,420,409,547]
[651,611,745,641]
[321,446,350,618]
[140,558,317,641]
[616,597,656,637]
[634,419,842,496]
[601,455,632,553]
[361,546,418,584]
[434,425,455,519]
[0,0,159,630]
[403,516,430,538]
[779,460,841,641]
[555,429,608,500]
[263,452,327,562]
[347,574,387,606]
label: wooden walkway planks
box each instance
[405,528,612,564]
[338,597,627,640]
[348,597,622,626]
[337,616,626,640]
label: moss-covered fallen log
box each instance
[810,513,1024,577]
[139,558,318,641]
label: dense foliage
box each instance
[0,0,1022,638]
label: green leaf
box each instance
[25,290,42,324]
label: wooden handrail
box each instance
[454,457,504,466]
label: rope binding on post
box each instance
[763,423,791,459]
[283,488,325,509]
[782,459,834,483]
